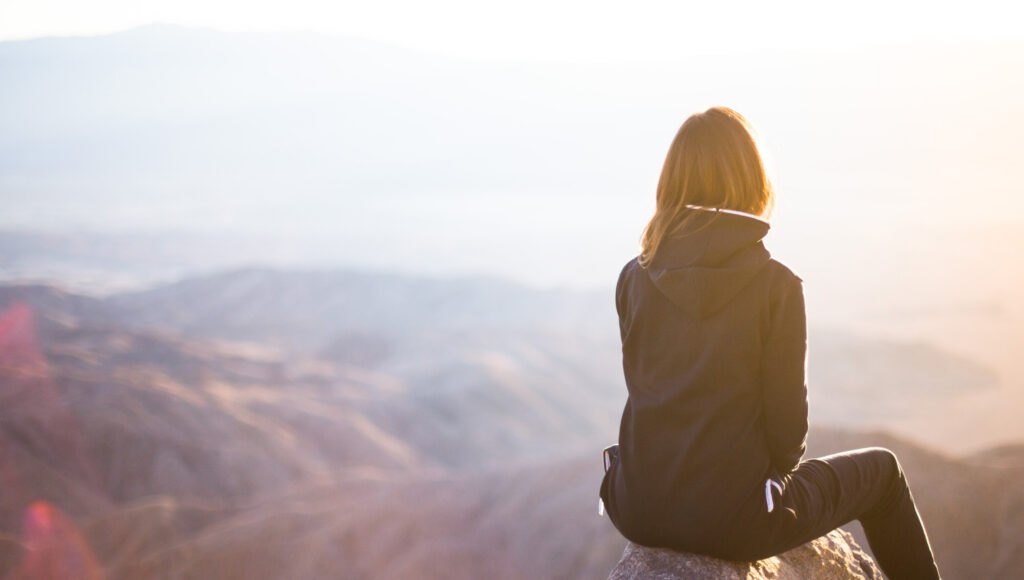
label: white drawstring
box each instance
[765,478,783,513]
[601,476,782,516]
[684,203,770,224]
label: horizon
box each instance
[3,24,1023,291]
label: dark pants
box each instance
[757,447,941,580]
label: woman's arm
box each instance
[761,273,809,474]
[615,260,635,343]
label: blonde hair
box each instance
[638,107,774,267]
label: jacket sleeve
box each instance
[761,273,809,474]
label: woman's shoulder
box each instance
[762,259,805,312]
[614,257,642,314]
[764,258,803,286]
[615,255,648,292]
[618,256,642,281]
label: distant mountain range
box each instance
[1,265,999,451]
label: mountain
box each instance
[0,266,1002,462]
[40,431,1024,579]
[0,271,1020,578]
[105,267,1000,447]
[106,266,614,347]
[0,24,640,225]
[0,293,421,510]
[2,270,625,470]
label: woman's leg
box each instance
[781,447,941,580]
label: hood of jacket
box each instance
[647,208,771,319]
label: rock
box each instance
[607,528,883,580]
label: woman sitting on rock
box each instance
[599,106,941,579]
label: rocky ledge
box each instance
[607,528,883,580]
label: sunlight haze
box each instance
[3,3,1024,577]
[3,0,1023,60]
[2,0,1023,447]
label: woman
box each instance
[599,107,941,579]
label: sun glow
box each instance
[2,0,1023,61]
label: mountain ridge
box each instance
[1,272,1020,578]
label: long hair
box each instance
[638,107,774,267]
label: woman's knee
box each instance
[864,447,903,478]
[852,447,919,525]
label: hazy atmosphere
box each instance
[2,1,1023,578]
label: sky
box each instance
[2,0,1024,61]
[2,0,1023,294]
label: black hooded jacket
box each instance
[600,207,808,556]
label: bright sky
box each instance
[2,0,1022,61]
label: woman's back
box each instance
[600,106,940,578]
[605,207,807,552]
